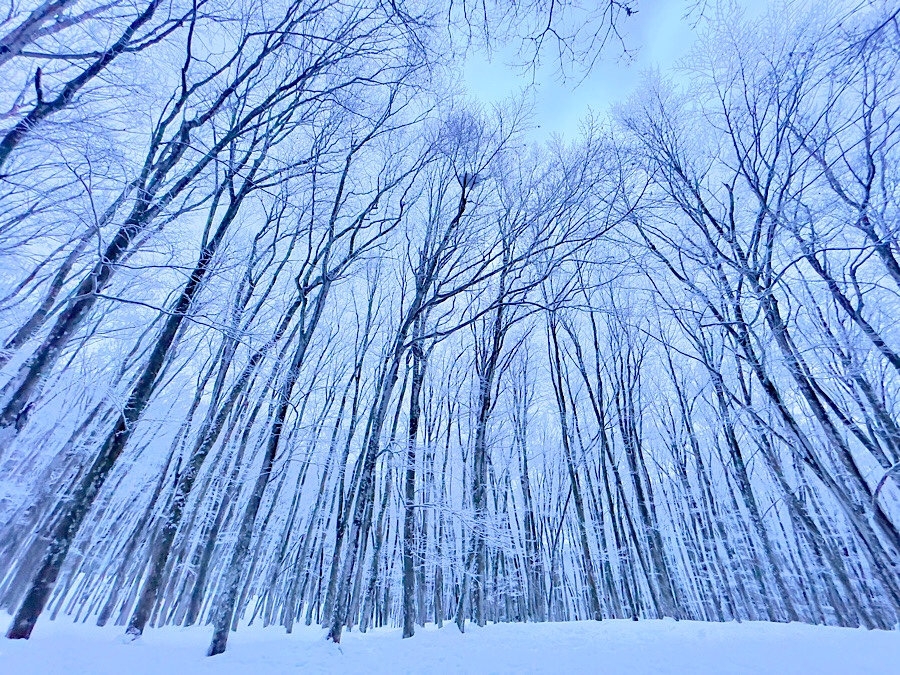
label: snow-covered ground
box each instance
[1,617,898,674]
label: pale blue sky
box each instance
[462,0,769,139]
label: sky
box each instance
[462,0,770,140]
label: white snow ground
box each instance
[1,617,898,674]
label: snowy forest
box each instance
[1,0,899,663]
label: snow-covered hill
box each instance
[2,618,897,674]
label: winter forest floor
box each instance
[2,617,898,675]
